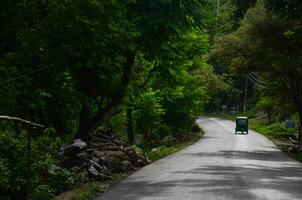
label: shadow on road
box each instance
[100,150,302,200]
[106,162,302,200]
[183,150,294,162]
[171,163,302,199]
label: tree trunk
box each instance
[26,128,32,200]
[297,107,302,145]
[126,107,134,144]
[75,104,92,141]
[74,51,135,141]
[267,110,272,124]
[293,95,302,145]
[145,127,151,144]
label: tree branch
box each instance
[90,51,136,131]
[0,116,44,128]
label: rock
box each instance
[122,160,132,171]
[191,124,201,133]
[88,166,99,176]
[92,150,105,158]
[89,160,103,171]
[91,156,100,163]
[151,148,158,153]
[59,144,69,156]
[48,164,61,175]
[76,152,88,158]
[72,139,87,149]
[58,128,148,180]
[59,139,87,157]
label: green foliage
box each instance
[0,129,27,199]
[134,89,164,136]
[250,121,296,139]
[265,0,302,20]
[230,0,257,23]
[0,125,80,200]
[161,135,174,147]
[0,0,229,198]
[213,1,302,127]
[32,185,55,200]
[256,97,274,110]
[148,146,179,162]
[256,96,275,122]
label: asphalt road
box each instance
[97,117,302,200]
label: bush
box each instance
[0,126,79,200]
[250,121,297,139]
[0,129,27,200]
[161,135,174,146]
[32,185,55,200]
[48,168,79,194]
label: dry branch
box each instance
[0,115,44,128]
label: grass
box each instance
[291,153,302,162]
[147,131,202,162]
[55,174,128,200]
[279,146,302,163]
[55,183,103,200]
[249,121,296,140]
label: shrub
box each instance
[0,126,79,200]
[161,135,174,146]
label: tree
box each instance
[256,97,275,123]
[0,0,209,141]
[213,3,302,142]
[230,0,257,27]
[72,0,209,140]
[0,0,218,199]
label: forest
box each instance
[0,0,301,199]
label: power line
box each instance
[247,74,267,88]
[249,72,276,85]
[247,74,272,89]
[0,57,67,86]
[249,73,277,89]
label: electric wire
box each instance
[249,72,277,85]
[247,74,273,89]
[0,57,67,86]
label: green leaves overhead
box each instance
[0,1,223,198]
[213,1,302,137]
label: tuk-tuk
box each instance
[235,117,248,134]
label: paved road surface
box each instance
[97,117,302,200]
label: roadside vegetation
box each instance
[148,128,203,162]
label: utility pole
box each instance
[244,75,248,112]
[0,116,44,200]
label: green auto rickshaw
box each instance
[235,117,248,134]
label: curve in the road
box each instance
[96,117,302,200]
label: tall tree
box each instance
[213,3,302,141]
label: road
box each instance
[97,117,302,200]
